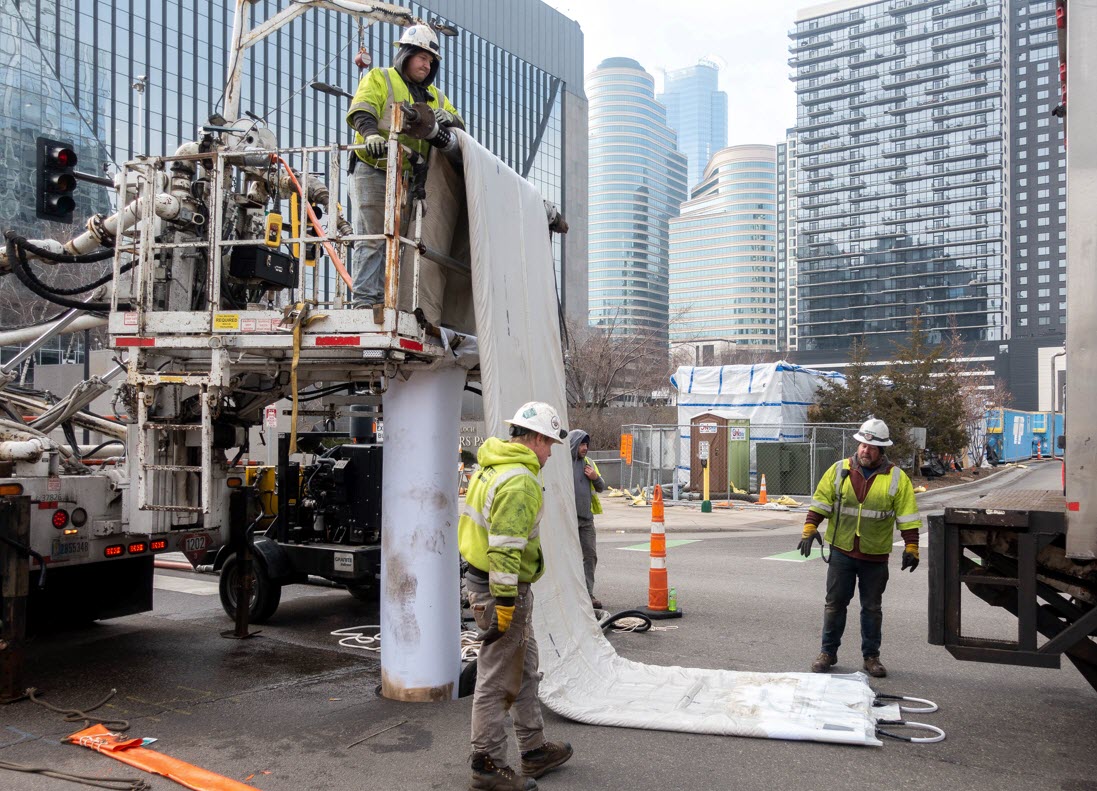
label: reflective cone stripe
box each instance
[759,474,768,505]
[648,486,669,610]
[68,724,255,790]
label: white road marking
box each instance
[154,574,219,596]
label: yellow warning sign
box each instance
[213,313,240,331]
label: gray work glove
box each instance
[433,107,457,127]
[363,133,387,159]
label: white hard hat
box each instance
[853,418,893,447]
[505,401,567,444]
[397,24,441,62]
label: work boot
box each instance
[863,655,887,678]
[811,652,837,673]
[520,740,573,779]
[590,597,603,610]
[470,753,536,791]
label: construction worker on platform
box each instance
[798,417,921,678]
[459,402,574,791]
[568,429,606,610]
[345,23,464,312]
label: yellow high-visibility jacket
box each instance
[808,458,920,555]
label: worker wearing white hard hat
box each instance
[345,22,464,310]
[457,401,573,789]
[798,417,921,680]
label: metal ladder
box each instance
[133,365,217,517]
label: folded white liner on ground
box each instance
[458,131,883,747]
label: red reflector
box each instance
[398,338,424,352]
[116,337,156,347]
[1067,501,1081,512]
[150,539,167,551]
[128,542,147,554]
[52,509,69,528]
[37,501,59,509]
[316,335,360,346]
[104,545,124,557]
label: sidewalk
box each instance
[594,496,805,533]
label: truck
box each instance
[0,1,562,699]
[927,0,1097,692]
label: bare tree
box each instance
[564,310,674,409]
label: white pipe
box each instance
[380,365,465,701]
[0,439,50,462]
[0,315,107,346]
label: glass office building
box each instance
[658,60,728,193]
[669,145,778,360]
[0,0,588,323]
[587,57,687,348]
[791,0,1008,353]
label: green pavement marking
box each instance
[765,549,821,563]
[620,539,701,552]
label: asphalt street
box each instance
[2,460,1094,791]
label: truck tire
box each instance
[219,553,282,624]
[347,583,378,605]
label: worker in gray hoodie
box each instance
[568,429,607,609]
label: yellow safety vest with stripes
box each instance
[458,437,545,599]
[808,458,921,555]
[345,67,462,169]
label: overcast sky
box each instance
[542,0,813,147]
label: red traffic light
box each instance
[36,136,79,222]
[48,146,78,168]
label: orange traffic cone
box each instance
[758,474,768,505]
[1036,442,1042,460]
[640,487,682,620]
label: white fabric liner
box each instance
[671,363,845,485]
[458,132,883,747]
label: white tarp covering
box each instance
[459,132,883,746]
[671,363,845,485]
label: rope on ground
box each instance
[331,625,381,651]
[25,687,130,732]
[0,760,151,790]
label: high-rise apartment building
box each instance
[0,0,589,330]
[777,130,800,352]
[790,0,1008,355]
[587,57,688,347]
[1007,0,1067,409]
[658,60,728,192]
[669,145,778,362]
[787,0,1067,408]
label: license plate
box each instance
[333,552,354,573]
[51,538,89,561]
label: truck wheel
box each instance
[219,554,282,624]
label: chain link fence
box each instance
[615,423,862,500]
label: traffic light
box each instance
[36,136,78,222]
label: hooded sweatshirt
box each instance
[569,429,606,522]
[457,437,545,598]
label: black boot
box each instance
[470,752,537,791]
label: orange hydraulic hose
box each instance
[272,155,353,289]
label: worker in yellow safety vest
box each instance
[798,418,921,679]
[568,429,606,610]
[345,24,463,309]
[458,402,574,791]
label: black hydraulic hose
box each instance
[0,534,47,589]
[6,236,113,312]
[83,439,127,458]
[6,232,115,264]
[6,232,134,296]
[599,609,653,633]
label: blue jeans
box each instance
[820,548,890,658]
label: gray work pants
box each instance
[577,517,597,598]
[350,164,405,307]
[467,577,545,764]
